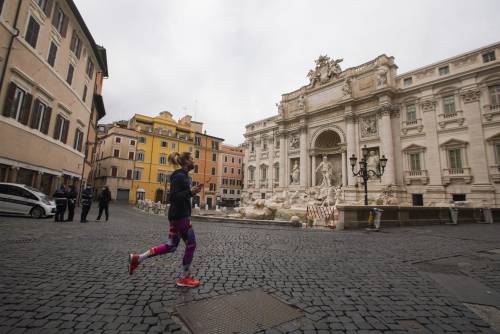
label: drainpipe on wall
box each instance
[0,0,22,93]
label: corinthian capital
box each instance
[377,104,394,117]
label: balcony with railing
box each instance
[489,165,500,183]
[442,167,472,185]
[437,110,465,129]
[404,169,429,185]
[247,180,255,188]
[401,118,423,135]
[259,179,268,188]
[483,104,500,122]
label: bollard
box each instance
[447,207,459,225]
[373,208,383,230]
[480,207,493,224]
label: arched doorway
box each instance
[311,130,343,187]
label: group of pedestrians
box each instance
[52,185,112,223]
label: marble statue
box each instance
[290,160,300,184]
[290,135,299,150]
[298,95,305,110]
[377,66,388,86]
[366,150,380,172]
[307,55,343,87]
[361,117,378,137]
[315,155,333,187]
[342,78,352,98]
[334,185,344,206]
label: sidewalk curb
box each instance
[191,215,301,228]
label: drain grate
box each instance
[175,289,303,334]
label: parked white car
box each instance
[0,183,56,218]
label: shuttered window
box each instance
[47,42,57,67]
[489,85,500,106]
[29,99,48,131]
[25,17,40,48]
[53,114,69,143]
[51,3,68,37]
[73,129,84,152]
[66,64,74,85]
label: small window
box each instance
[231,167,234,174]
[489,85,500,106]
[113,149,120,158]
[261,193,266,199]
[224,156,227,162]
[126,169,132,179]
[403,77,413,87]
[496,143,500,164]
[195,137,201,146]
[452,194,466,202]
[25,17,40,48]
[136,151,144,161]
[223,189,227,194]
[139,136,146,144]
[195,150,200,158]
[130,139,136,146]
[406,104,417,123]
[231,157,235,163]
[47,42,57,67]
[160,155,167,164]
[82,85,88,102]
[443,95,456,114]
[70,30,82,59]
[115,137,121,143]
[53,115,69,143]
[161,140,167,148]
[239,158,241,164]
[111,166,118,177]
[30,100,48,131]
[171,142,176,149]
[86,57,95,77]
[409,153,421,171]
[438,66,449,76]
[53,7,65,34]
[73,129,84,152]
[238,168,241,175]
[211,167,215,175]
[134,169,142,180]
[212,153,217,162]
[128,152,134,160]
[482,51,496,63]
[224,167,227,173]
[66,64,74,85]
[194,165,199,173]
[448,148,462,169]
[412,194,424,206]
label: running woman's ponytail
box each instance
[168,151,192,167]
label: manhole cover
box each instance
[175,289,303,334]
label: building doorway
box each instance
[155,189,164,203]
[206,197,213,209]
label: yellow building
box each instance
[127,112,194,203]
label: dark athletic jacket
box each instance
[168,169,193,221]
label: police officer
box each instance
[96,186,112,221]
[66,185,77,222]
[80,186,93,223]
[53,185,68,222]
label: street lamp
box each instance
[350,145,388,205]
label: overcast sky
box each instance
[74,0,500,145]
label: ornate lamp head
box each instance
[349,154,357,168]
[380,155,388,170]
[361,145,369,158]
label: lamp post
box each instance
[350,145,388,205]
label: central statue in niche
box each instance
[315,155,334,187]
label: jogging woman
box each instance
[128,152,202,287]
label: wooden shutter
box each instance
[29,99,40,129]
[51,2,59,26]
[61,14,68,37]
[73,128,78,149]
[40,107,51,134]
[19,93,32,125]
[2,82,16,117]
[53,114,62,139]
[62,119,69,143]
[70,30,76,51]
[44,0,54,17]
[77,130,83,152]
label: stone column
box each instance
[311,155,316,186]
[345,112,356,186]
[255,144,261,190]
[3,167,9,182]
[341,150,347,186]
[35,172,42,190]
[299,128,307,187]
[379,105,395,185]
[279,133,286,188]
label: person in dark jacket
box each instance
[65,185,77,222]
[128,152,202,288]
[53,185,68,222]
[96,186,112,221]
[80,186,93,223]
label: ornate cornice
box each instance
[420,99,437,112]
[460,88,480,104]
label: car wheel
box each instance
[30,206,45,219]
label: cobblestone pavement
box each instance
[0,204,499,333]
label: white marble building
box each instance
[242,42,500,206]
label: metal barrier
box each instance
[306,206,337,228]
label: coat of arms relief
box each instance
[307,55,343,88]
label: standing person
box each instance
[96,186,112,221]
[53,185,68,222]
[128,152,203,288]
[80,186,93,223]
[66,185,77,222]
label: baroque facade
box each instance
[243,42,500,206]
